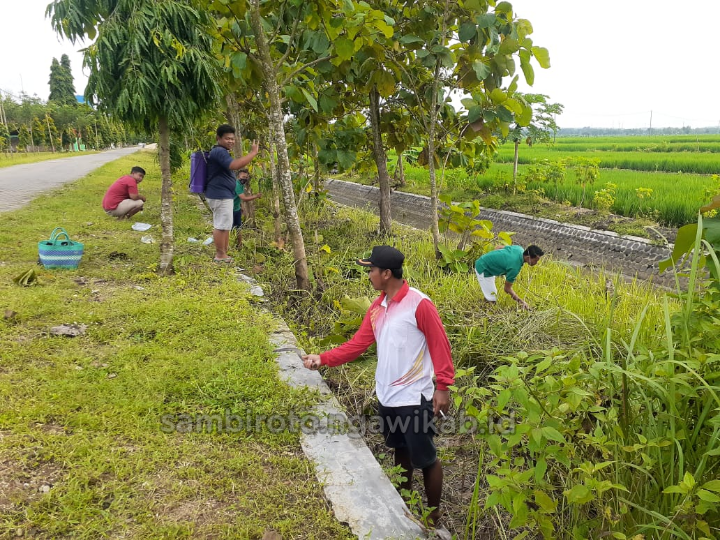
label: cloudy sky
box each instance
[2,0,719,129]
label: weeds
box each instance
[454,220,720,539]
[253,200,678,536]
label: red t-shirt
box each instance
[102,176,139,210]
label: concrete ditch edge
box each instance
[235,270,427,539]
[324,178,678,287]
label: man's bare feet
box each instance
[426,509,441,528]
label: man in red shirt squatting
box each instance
[102,166,146,219]
[303,245,454,528]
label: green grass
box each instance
[0,150,97,168]
[481,163,711,227]
[514,135,720,153]
[246,200,697,537]
[0,154,352,539]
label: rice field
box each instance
[495,141,720,175]
[478,163,713,226]
[405,135,720,227]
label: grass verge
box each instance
[0,153,352,539]
[0,151,98,169]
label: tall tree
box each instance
[211,0,358,290]
[391,0,551,255]
[324,1,399,235]
[48,0,222,275]
[247,0,310,290]
[48,55,77,106]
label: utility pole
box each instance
[649,110,652,134]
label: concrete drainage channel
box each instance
[236,270,430,539]
[324,178,677,288]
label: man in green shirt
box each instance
[474,244,543,309]
[232,168,261,248]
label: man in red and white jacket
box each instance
[303,245,454,527]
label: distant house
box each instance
[75,95,85,104]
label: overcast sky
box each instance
[1,0,718,129]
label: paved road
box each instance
[0,147,140,213]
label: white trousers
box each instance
[475,271,498,301]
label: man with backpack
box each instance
[205,124,259,263]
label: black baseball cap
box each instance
[357,245,405,269]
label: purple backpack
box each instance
[189,150,209,193]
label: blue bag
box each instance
[189,150,209,193]
[38,227,84,270]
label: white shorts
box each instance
[475,271,498,301]
[105,198,143,217]
[206,198,233,230]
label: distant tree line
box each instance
[557,126,720,137]
[0,55,146,153]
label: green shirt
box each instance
[474,245,525,283]
[233,180,244,212]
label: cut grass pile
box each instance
[0,153,352,539]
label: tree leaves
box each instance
[334,37,355,61]
[467,105,483,124]
[498,37,519,55]
[373,19,394,39]
[301,88,318,112]
[532,46,551,69]
[472,59,492,80]
[231,52,247,72]
[459,21,477,42]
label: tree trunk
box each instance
[428,77,441,256]
[394,152,405,187]
[269,144,283,245]
[313,141,321,193]
[45,116,55,153]
[158,116,174,275]
[512,139,519,195]
[226,94,256,227]
[250,2,310,290]
[368,87,392,236]
[427,0,450,257]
